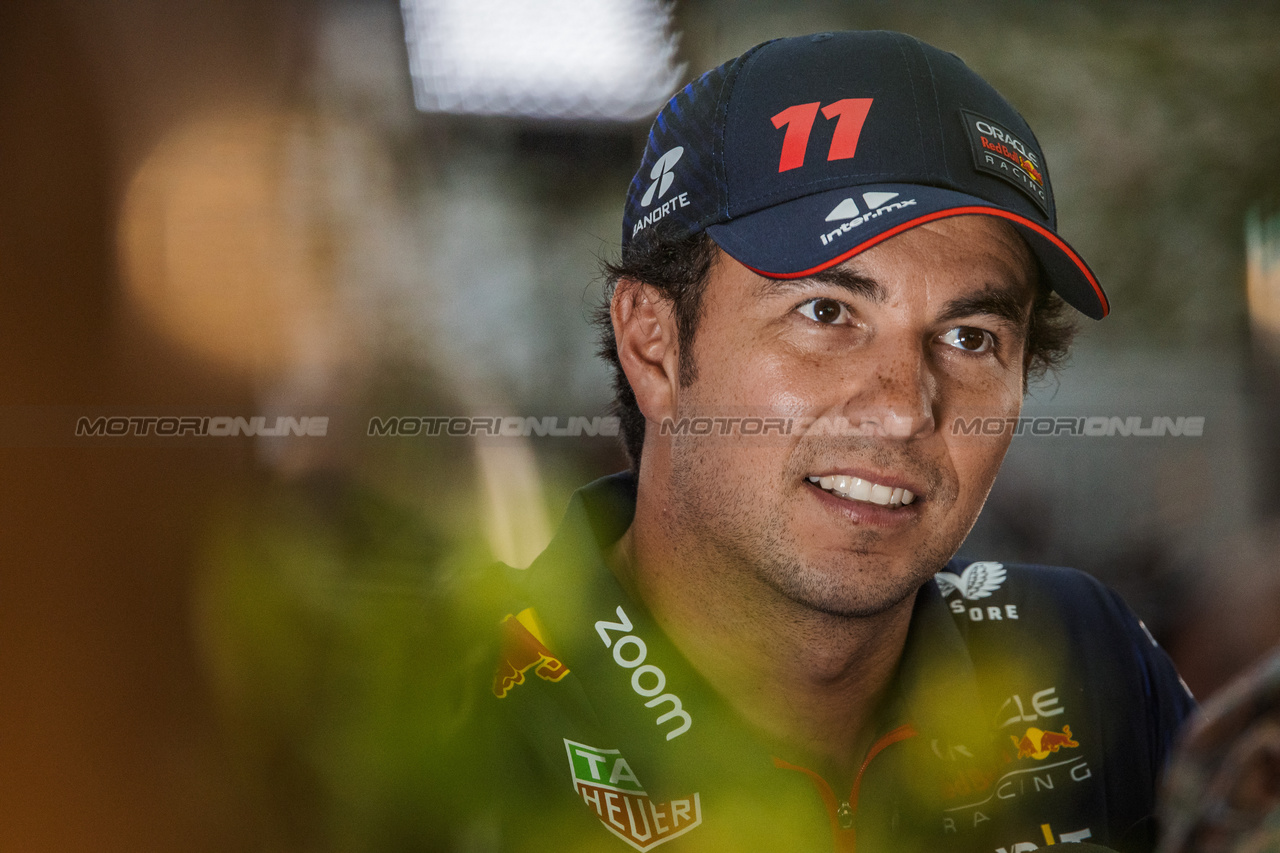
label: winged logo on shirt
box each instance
[935,561,1007,600]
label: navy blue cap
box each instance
[622,31,1108,319]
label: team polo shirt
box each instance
[476,473,1194,852]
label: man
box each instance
[479,31,1193,852]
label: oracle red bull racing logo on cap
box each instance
[1011,725,1079,761]
[493,609,569,698]
[960,109,1049,216]
[564,739,702,850]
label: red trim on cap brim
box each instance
[742,205,1110,318]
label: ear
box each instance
[612,278,681,424]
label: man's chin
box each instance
[759,559,932,620]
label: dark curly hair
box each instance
[594,221,1078,472]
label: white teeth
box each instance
[848,477,871,501]
[809,474,917,508]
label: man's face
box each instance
[661,215,1036,617]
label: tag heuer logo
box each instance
[564,739,702,850]
[935,561,1007,600]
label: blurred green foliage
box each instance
[197,470,503,852]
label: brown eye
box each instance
[799,298,849,324]
[941,327,994,353]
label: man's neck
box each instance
[608,492,918,783]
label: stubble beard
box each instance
[668,434,959,620]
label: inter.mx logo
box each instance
[819,191,918,246]
[564,739,702,850]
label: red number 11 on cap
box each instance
[771,98,874,172]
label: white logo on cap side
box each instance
[641,147,684,207]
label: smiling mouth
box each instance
[807,475,917,508]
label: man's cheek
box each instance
[955,442,1012,508]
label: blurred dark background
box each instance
[3,1,1280,851]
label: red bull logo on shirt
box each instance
[493,609,569,698]
[1011,725,1079,760]
[564,739,702,851]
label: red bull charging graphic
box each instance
[1011,725,1079,760]
[493,609,569,698]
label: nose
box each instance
[841,336,936,440]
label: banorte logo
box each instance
[640,147,684,207]
[493,609,569,698]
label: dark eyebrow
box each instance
[936,283,1032,330]
[773,267,885,303]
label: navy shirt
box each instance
[476,473,1194,852]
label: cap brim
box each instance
[706,184,1108,320]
